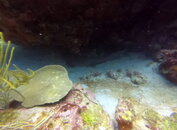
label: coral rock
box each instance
[160,59,177,84]
[0,89,113,129]
[115,98,177,130]
[156,49,177,62]
[157,49,177,84]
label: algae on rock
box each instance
[0,88,113,130]
[11,65,73,107]
[116,97,177,130]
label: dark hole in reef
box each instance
[9,100,22,109]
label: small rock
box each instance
[80,71,103,81]
[130,75,146,85]
[125,70,146,85]
[106,71,119,80]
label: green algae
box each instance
[121,110,134,121]
[0,32,15,108]
[143,109,177,130]
[11,65,73,107]
[0,32,34,109]
[80,104,110,128]
[81,109,98,126]
[143,109,162,127]
[0,110,18,125]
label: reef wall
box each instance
[0,0,177,54]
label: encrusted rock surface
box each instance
[157,49,177,84]
[156,49,177,62]
[160,59,177,84]
[115,98,177,130]
[0,86,113,129]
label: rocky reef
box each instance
[160,59,177,85]
[115,97,177,130]
[0,0,177,54]
[0,86,113,129]
[1,0,177,128]
[0,32,113,129]
[157,49,177,84]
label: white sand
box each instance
[70,53,177,118]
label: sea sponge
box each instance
[11,65,73,107]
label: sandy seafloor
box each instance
[11,44,177,120]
